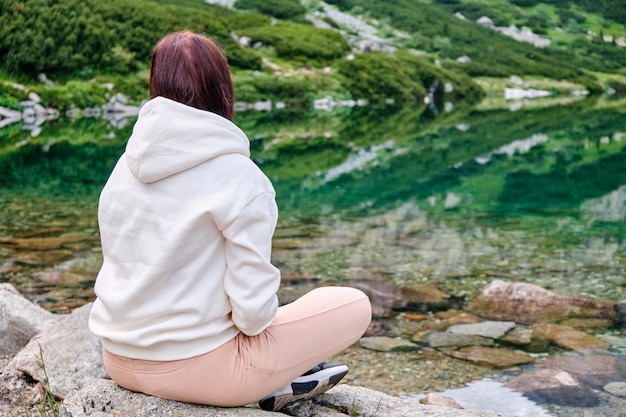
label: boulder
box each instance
[505,369,599,407]
[0,283,57,356]
[0,284,517,417]
[9,302,107,398]
[466,280,619,325]
[61,380,514,417]
[531,323,611,352]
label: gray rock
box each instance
[1,286,519,417]
[9,302,106,398]
[61,378,271,417]
[419,393,464,409]
[61,379,516,417]
[604,381,626,397]
[420,331,495,348]
[0,283,57,356]
[305,384,513,417]
[447,321,516,339]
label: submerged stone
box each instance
[428,311,484,331]
[445,346,535,368]
[603,381,626,398]
[447,320,516,339]
[505,369,600,407]
[353,280,456,319]
[416,331,495,348]
[499,326,550,352]
[359,336,420,352]
[0,233,94,251]
[13,249,74,265]
[466,280,619,325]
[543,352,626,388]
[556,318,613,334]
[531,323,611,352]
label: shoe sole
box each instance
[259,365,349,411]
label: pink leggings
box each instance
[102,286,371,407]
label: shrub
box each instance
[336,52,426,104]
[0,81,29,108]
[242,22,350,64]
[234,72,318,108]
[38,80,109,111]
[0,0,258,78]
[234,0,306,21]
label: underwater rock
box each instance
[415,331,495,348]
[359,336,421,352]
[505,369,599,407]
[447,320,516,339]
[543,353,626,388]
[466,280,619,325]
[353,280,456,318]
[531,323,611,352]
[603,381,626,398]
[0,233,94,250]
[445,346,535,368]
[13,249,74,265]
[498,325,551,352]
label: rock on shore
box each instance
[0,283,513,417]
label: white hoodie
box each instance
[89,97,280,361]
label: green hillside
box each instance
[0,0,624,112]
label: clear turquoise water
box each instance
[1,94,625,415]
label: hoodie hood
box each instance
[125,96,250,183]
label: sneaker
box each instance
[258,362,349,411]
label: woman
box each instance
[88,30,371,411]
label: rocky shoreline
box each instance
[1,280,625,416]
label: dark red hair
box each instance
[150,31,234,120]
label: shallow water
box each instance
[1,95,625,415]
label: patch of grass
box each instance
[15,345,62,417]
[349,394,383,417]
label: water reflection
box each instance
[0,95,625,416]
[409,378,554,417]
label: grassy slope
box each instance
[0,0,624,109]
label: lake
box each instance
[1,91,625,416]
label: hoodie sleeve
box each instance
[221,191,280,336]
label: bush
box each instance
[242,22,350,64]
[38,80,109,111]
[0,0,258,78]
[336,52,426,104]
[234,0,306,21]
[0,81,29,109]
[234,72,318,108]
[336,50,486,106]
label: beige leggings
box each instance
[102,286,371,407]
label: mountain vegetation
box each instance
[0,0,624,113]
